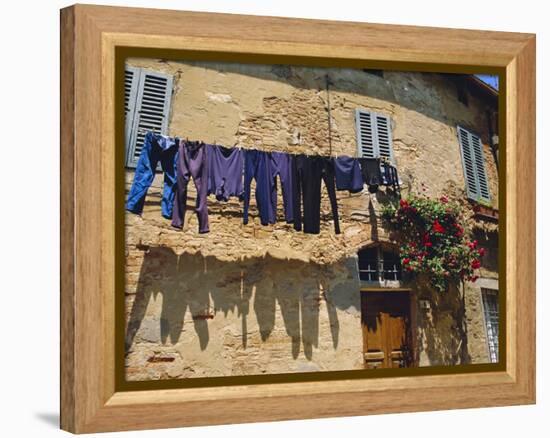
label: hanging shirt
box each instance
[171,140,210,233]
[334,155,364,193]
[358,158,383,193]
[292,155,341,235]
[126,131,178,219]
[270,151,294,223]
[207,144,244,201]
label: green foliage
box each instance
[381,195,484,292]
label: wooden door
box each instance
[361,291,412,369]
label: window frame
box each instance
[355,109,395,164]
[455,77,469,107]
[457,125,491,203]
[480,287,500,364]
[124,66,174,169]
[357,244,402,288]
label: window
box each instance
[355,109,394,162]
[124,66,174,168]
[481,288,499,363]
[457,126,491,203]
[456,78,469,106]
[357,246,402,283]
[362,69,384,78]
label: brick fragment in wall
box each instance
[236,90,345,154]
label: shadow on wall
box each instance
[415,278,471,366]
[125,247,361,360]
[473,228,499,272]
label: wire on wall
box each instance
[325,74,333,156]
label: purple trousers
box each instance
[171,141,210,233]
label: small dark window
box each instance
[481,288,499,363]
[358,247,379,282]
[358,246,402,282]
[456,80,469,106]
[363,69,384,78]
[382,250,401,281]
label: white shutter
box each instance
[356,109,376,158]
[125,68,174,168]
[457,126,491,202]
[355,109,394,162]
[375,113,393,162]
[458,126,479,199]
[471,134,491,202]
[124,66,140,166]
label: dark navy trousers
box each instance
[292,155,340,234]
[243,150,275,226]
[270,152,294,223]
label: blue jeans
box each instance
[126,132,178,219]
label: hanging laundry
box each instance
[292,155,341,235]
[126,131,178,219]
[381,161,401,198]
[171,140,210,233]
[207,144,244,201]
[334,155,364,193]
[270,151,294,223]
[243,149,275,226]
[358,158,383,194]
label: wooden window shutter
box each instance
[374,113,393,162]
[356,109,394,162]
[124,66,140,166]
[125,68,174,168]
[356,109,377,158]
[457,126,491,202]
[471,133,491,202]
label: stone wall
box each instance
[124,59,499,380]
[126,59,499,208]
[125,247,364,379]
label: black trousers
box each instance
[292,155,341,234]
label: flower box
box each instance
[472,203,499,221]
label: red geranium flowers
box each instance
[432,219,446,233]
[382,194,485,292]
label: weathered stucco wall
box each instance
[124,59,499,380]
[126,59,499,208]
[126,248,363,379]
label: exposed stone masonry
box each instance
[124,59,499,380]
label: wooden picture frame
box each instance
[60,4,536,433]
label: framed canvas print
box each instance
[60,4,536,434]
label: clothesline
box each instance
[126,130,401,235]
[136,128,394,161]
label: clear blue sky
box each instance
[475,74,499,90]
